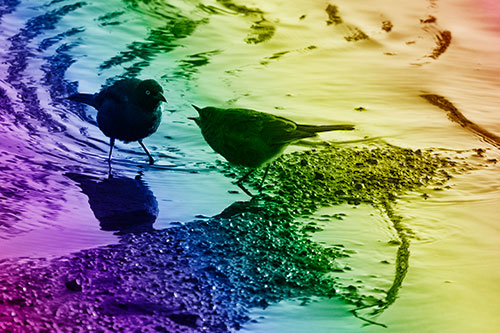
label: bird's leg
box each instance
[108,138,115,166]
[237,182,254,197]
[235,169,254,185]
[232,169,255,197]
[107,138,115,177]
[258,164,271,191]
[138,140,154,165]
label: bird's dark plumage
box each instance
[68,78,166,166]
[190,105,355,192]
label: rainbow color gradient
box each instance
[1,0,500,332]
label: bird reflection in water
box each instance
[65,172,159,234]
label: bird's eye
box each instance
[145,90,151,95]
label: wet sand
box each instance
[0,143,473,331]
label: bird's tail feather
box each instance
[297,124,355,133]
[67,93,96,107]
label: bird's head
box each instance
[189,105,220,127]
[189,105,206,127]
[189,117,201,126]
[137,79,166,109]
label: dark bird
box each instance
[190,105,355,193]
[68,78,166,166]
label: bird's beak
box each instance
[157,93,167,102]
[191,104,202,113]
[188,116,200,126]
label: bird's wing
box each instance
[218,108,314,145]
[219,112,261,144]
[260,114,316,144]
[209,111,262,158]
[95,79,141,107]
[95,86,128,107]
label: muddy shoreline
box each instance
[0,143,471,332]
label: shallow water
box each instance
[1,0,500,331]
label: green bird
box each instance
[190,105,355,193]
